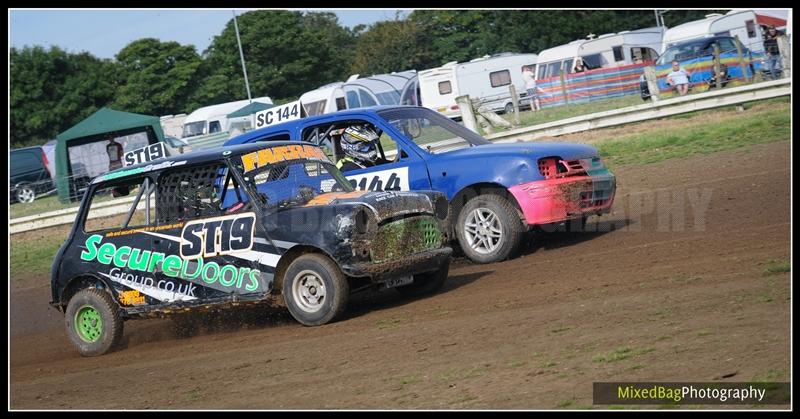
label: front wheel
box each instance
[504,103,514,114]
[455,194,525,264]
[395,261,450,298]
[64,288,124,356]
[283,253,349,326]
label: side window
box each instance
[438,81,452,95]
[489,70,511,87]
[11,151,39,173]
[345,90,361,108]
[537,65,546,80]
[84,176,154,233]
[612,45,624,62]
[335,97,347,111]
[581,54,603,70]
[156,164,231,224]
[745,20,757,38]
[562,59,574,74]
[209,121,222,133]
[719,38,736,53]
[546,61,561,77]
[358,89,378,107]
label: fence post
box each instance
[455,95,479,134]
[559,71,569,105]
[734,35,750,83]
[509,84,521,126]
[713,43,722,89]
[643,65,660,102]
[777,35,791,79]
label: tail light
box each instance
[41,150,52,178]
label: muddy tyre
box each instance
[283,253,349,326]
[64,288,124,356]
[396,261,450,298]
[456,194,524,264]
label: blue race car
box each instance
[226,106,616,264]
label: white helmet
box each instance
[341,125,380,165]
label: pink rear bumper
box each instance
[508,174,616,226]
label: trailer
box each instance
[535,26,664,81]
[419,53,539,118]
[299,71,418,116]
[662,10,788,54]
[180,96,273,140]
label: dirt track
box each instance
[10,140,790,409]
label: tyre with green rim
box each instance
[283,253,349,326]
[64,288,124,356]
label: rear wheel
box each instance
[455,194,524,264]
[504,103,514,114]
[64,288,124,356]
[15,184,35,203]
[395,261,450,298]
[283,254,349,326]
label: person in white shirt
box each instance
[521,66,541,111]
[666,60,692,96]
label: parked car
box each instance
[654,35,756,93]
[225,106,617,264]
[10,146,56,204]
[50,142,452,356]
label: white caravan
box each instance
[662,10,788,53]
[535,26,664,80]
[181,96,273,139]
[299,71,418,116]
[419,53,539,118]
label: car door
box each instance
[147,162,272,305]
[300,116,432,192]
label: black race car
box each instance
[50,142,452,356]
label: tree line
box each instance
[10,9,722,147]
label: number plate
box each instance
[384,275,413,289]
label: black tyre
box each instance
[15,184,36,203]
[283,253,349,326]
[395,260,450,298]
[64,288,124,356]
[455,194,524,264]
[504,103,514,114]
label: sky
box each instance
[9,9,790,60]
[9,9,411,59]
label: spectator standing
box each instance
[666,60,692,96]
[521,66,541,111]
[106,135,123,171]
[763,25,784,80]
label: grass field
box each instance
[9,98,791,281]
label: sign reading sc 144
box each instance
[254,100,305,129]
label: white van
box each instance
[662,10,788,54]
[535,26,664,81]
[181,96,273,140]
[419,53,539,118]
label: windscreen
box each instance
[377,107,491,154]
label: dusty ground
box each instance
[9,140,790,409]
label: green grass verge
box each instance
[596,99,790,168]
[10,192,117,220]
[10,231,68,281]
[484,95,644,136]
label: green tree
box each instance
[189,10,355,109]
[351,17,432,75]
[112,38,203,116]
[10,46,119,147]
